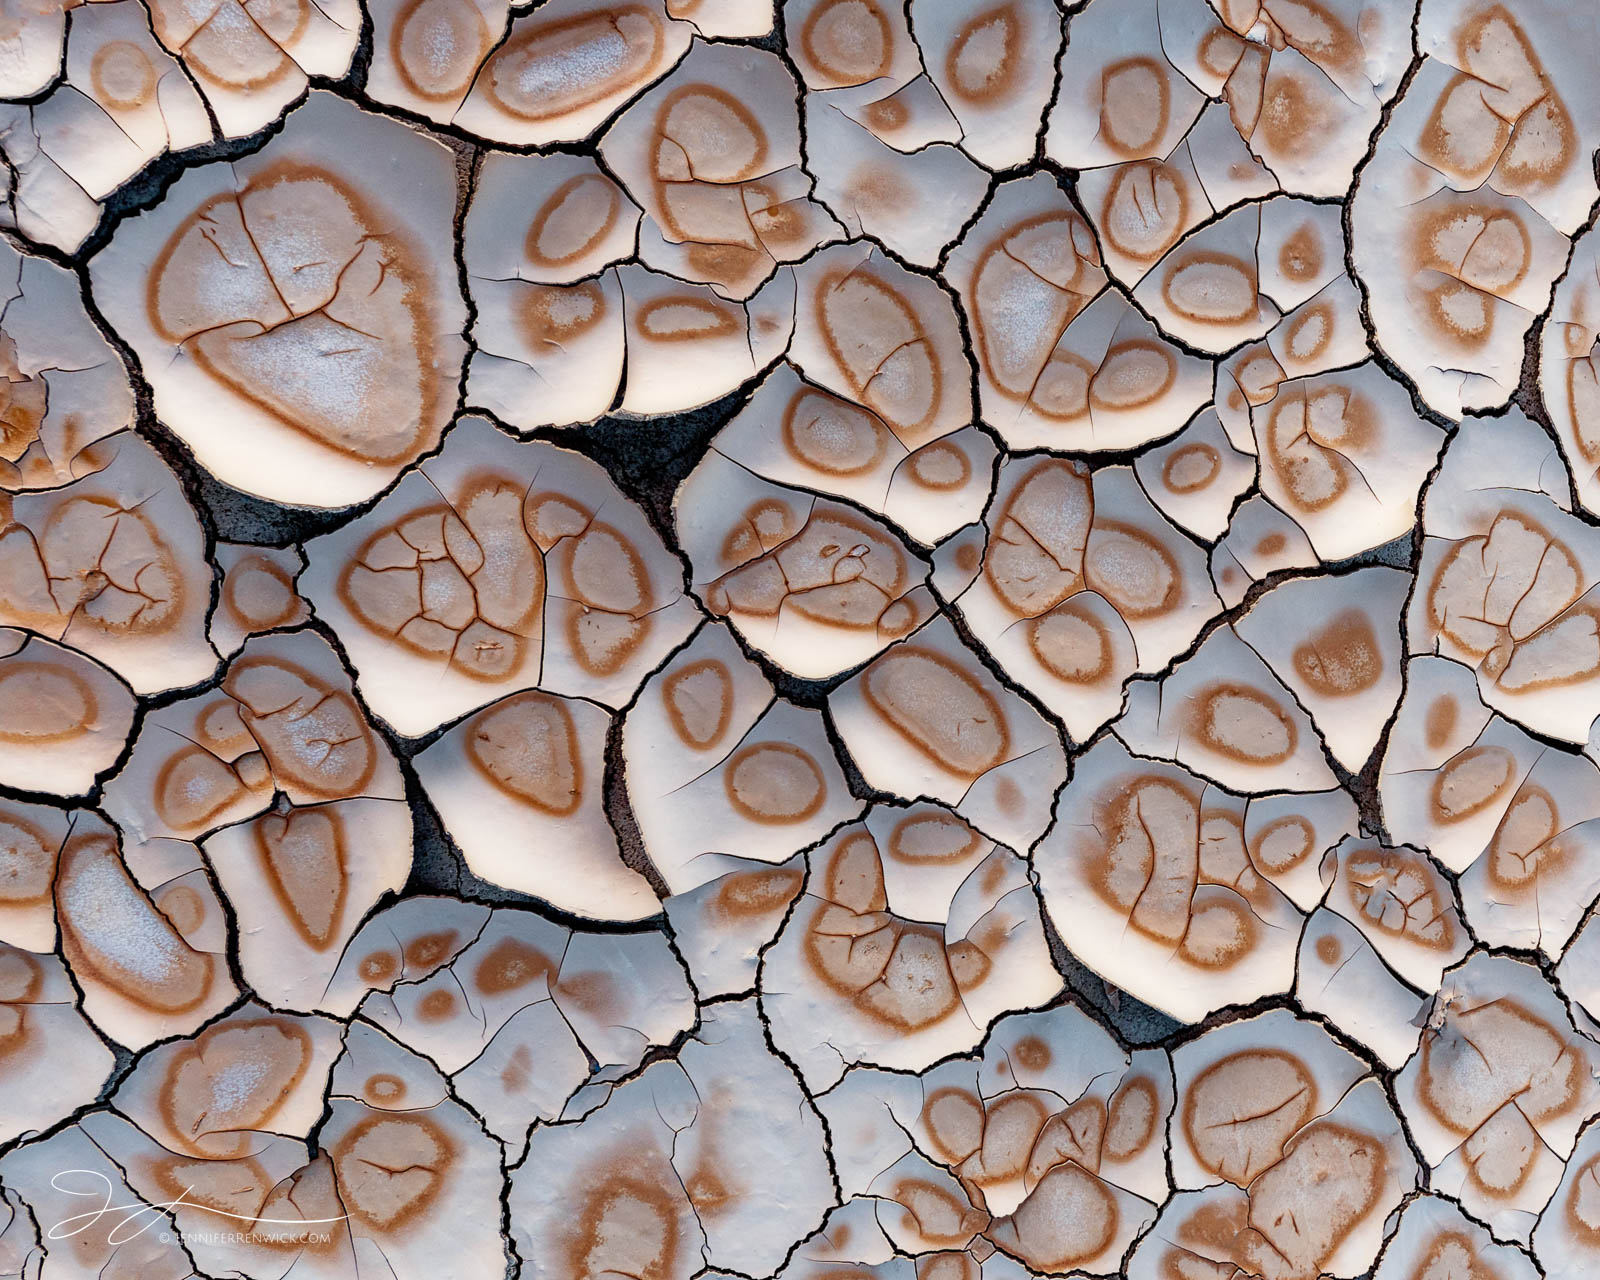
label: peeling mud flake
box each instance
[675,448,937,678]
[622,620,864,896]
[1034,734,1352,1023]
[762,806,1062,1088]
[54,812,239,1048]
[1398,952,1600,1241]
[145,0,360,138]
[454,0,695,146]
[0,431,216,693]
[601,39,843,294]
[0,1,211,253]
[940,455,1221,743]
[828,613,1068,852]
[302,414,697,736]
[415,686,660,920]
[88,92,467,508]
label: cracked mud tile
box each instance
[1045,0,1208,173]
[103,628,407,844]
[1047,0,1416,198]
[1542,218,1600,515]
[1381,655,1600,959]
[317,894,490,1017]
[452,0,695,146]
[413,689,659,919]
[0,232,134,490]
[364,0,513,127]
[513,996,832,1279]
[906,0,1060,171]
[1352,183,1572,419]
[774,1200,1069,1280]
[0,430,216,693]
[0,800,74,953]
[695,363,998,546]
[1209,493,1323,608]
[946,175,1109,444]
[462,154,639,429]
[1411,408,1600,745]
[1145,1008,1419,1279]
[1114,625,1340,793]
[0,1184,30,1277]
[802,93,989,266]
[622,619,863,896]
[0,1,210,253]
[467,152,642,289]
[201,794,412,1008]
[0,629,134,796]
[1294,907,1429,1069]
[0,1122,200,1278]
[0,940,115,1144]
[469,266,629,431]
[1319,835,1471,993]
[665,0,773,40]
[618,261,797,414]
[783,0,924,99]
[1134,408,1258,542]
[663,851,805,997]
[0,0,73,100]
[54,810,240,1048]
[784,0,995,261]
[307,1021,510,1279]
[88,91,467,509]
[675,449,937,678]
[935,455,1221,742]
[1532,1109,1600,1275]
[828,612,1068,852]
[108,1002,344,1157]
[950,179,1217,453]
[1210,283,1374,437]
[75,1108,350,1279]
[375,0,748,139]
[1034,731,1359,1022]
[947,172,1239,456]
[600,39,845,295]
[1350,0,1600,417]
[301,414,698,737]
[790,240,972,449]
[1191,0,1417,196]
[1233,565,1408,772]
[815,1003,1171,1273]
[146,0,360,138]
[1131,198,1346,357]
[210,542,309,657]
[1398,951,1600,1241]
[1244,360,1446,562]
[1557,912,1600,1030]
[1073,107,1274,293]
[350,908,694,1140]
[1375,1194,1542,1280]
[762,804,1062,1089]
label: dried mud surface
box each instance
[5,0,1600,1278]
